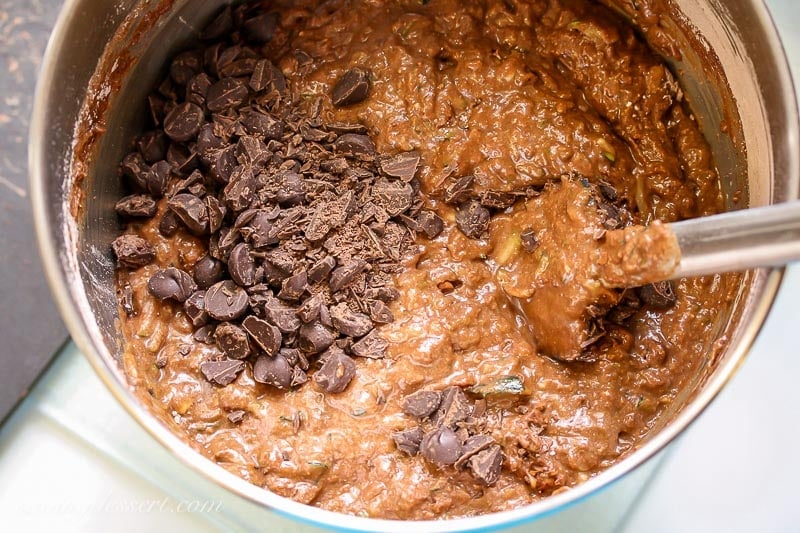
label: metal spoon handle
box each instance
[669,200,800,278]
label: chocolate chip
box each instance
[313,347,356,393]
[168,193,209,235]
[520,228,538,252]
[247,210,280,249]
[146,160,170,197]
[163,102,204,142]
[392,426,423,456]
[350,329,388,359]
[329,259,367,293]
[121,152,150,190]
[111,235,156,269]
[278,271,308,301]
[215,322,251,359]
[115,194,157,218]
[263,298,302,334]
[299,321,335,354]
[200,358,245,386]
[334,134,376,161]
[240,108,284,139]
[444,175,474,204]
[206,77,248,112]
[599,181,619,201]
[156,210,179,238]
[380,151,419,182]
[250,59,283,92]
[205,280,249,321]
[276,172,305,206]
[455,201,490,239]
[420,427,462,465]
[331,68,371,107]
[297,294,322,323]
[468,445,503,485]
[137,130,168,164]
[223,166,257,212]
[432,386,471,429]
[414,210,444,239]
[454,435,495,469]
[636,281,677,309]
[242,12,278,44]
[373,179,413,217]
[479,190,516,209]
[307,255,336,284]
[291,366,308,387]
[194,325,216,344]
[367,300,393,324]
[184,291,209,327]
[187,73,213,107]
[169,50,203,86]
[193,255,225,289]
[213,145,237,183]
[402,390,442,419]
[206,196,226,234]
[330,303,372,337]
[253,353,292,389]
[147,268,196,302]
[242,315,282,356]
[228,243,256,287]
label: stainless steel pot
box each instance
[30,0,799,531]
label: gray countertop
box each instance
[0,0,66,422]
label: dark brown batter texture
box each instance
[114,0,737,519]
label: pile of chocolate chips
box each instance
[393,386,504,486]
[111,3,445,394]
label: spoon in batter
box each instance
[489,178,800,362]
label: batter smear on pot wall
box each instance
[112,0,738,519]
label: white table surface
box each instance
[1,1,799,531]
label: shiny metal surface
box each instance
[29,0,799,531]
[672,201,800,278]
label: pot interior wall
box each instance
[40,0,797,522]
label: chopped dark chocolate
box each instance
[228,243,256,287]
[313,347,356,393]
[115,194,157,218]
[215,322,251,359]
[184,290,209,327]
[380,151,420,182]
[468,445,503,486]
[455,200,490,239]
[298,321,335,354]
[199,358,245,386]
[331,68,371,107]
[111,234,156,269]
[330,303,372,337]
[168,193,209,235]
[242,315,282,356]
[402,390,442,419]
[350,330,388,359]
[432,386,472,429]
[392,426,423,456]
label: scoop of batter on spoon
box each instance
[489,177,680,362]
